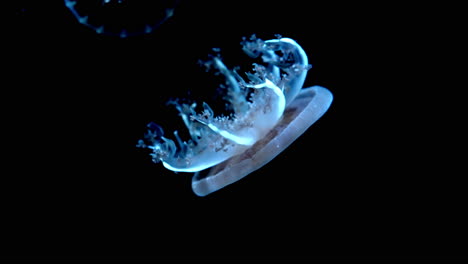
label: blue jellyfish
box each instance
[64,0,179,37]
[137,35,333,196]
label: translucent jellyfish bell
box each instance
[192,86,332,196]
[137,35,333,196]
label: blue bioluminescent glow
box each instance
[137,35,333,196]
[64,0,178,37]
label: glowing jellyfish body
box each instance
[64,0,178,37]
[137,36,333,196]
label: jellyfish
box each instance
[137,35,333,196]
[64,0,179,37]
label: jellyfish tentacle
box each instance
[170,102,203,142]
[191,117,256,146]
[241,36,310,105]
[136,122,178,163]
[263,38,309,105]
[141,99,251,172]
[211,57,249,114]
[190,78,285,146]
[244,79,286,123]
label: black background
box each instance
[3,1,465,261]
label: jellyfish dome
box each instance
[137,35,333,196]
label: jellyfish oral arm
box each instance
[193,78,286,146]
[262,38,309,105]
[191,118,256,146]
[244,78,286,123]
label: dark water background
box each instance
[3,1,464,261]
